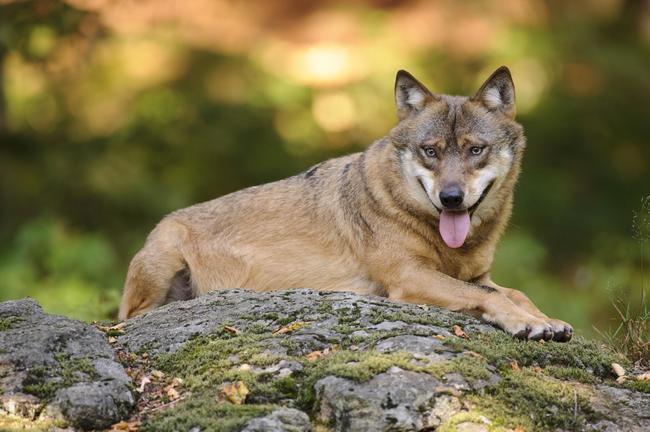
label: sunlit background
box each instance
[1,0,648,337]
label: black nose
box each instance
[439,185,464,209]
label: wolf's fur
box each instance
[119,67,572,342]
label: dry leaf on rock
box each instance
[219,381,249,405]
[452,325,468,338]
[137,376,151,393]
[110,420,140,431]
[611,362,626,377]
[151,370,165,379]
[224,325,240,334]
[166,386,180,400]
[273,321,304,335]
[306,350,324,362]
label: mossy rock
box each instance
[109,289,649,432]
[0,299,135,430]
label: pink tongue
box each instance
[439,210,471,248]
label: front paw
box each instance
[546,318,573,342]
[508,318,555,341]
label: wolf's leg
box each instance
[185,246,250,296]
[375,259,559,341]
[482,279,573,342]
[118,220,190,320]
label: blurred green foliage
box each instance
[0,1,648,334]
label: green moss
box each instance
[425,356,493,383]
[247,322,271,334]
[544,365,597,383]
[335,304,361,323]
[464,332,620,378]
[316,300,334,314]
[155,332,266,378]
[625,379,650,393]
[368,307,448,327]
[0,416,69,431]
[23,353,97,401]
[275,316,297,326]
[437,412,501,432]
[0,316,23,331]
[332,324,357,335]
[470,369,602,431]
[141,396,275,432]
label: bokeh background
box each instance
[1,0,648,337]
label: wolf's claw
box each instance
[551,324,573,342]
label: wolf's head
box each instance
[389,67,525,249]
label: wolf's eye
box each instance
[423,146,437,158]
[469,146,485,156]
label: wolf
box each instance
[119,66,573,342]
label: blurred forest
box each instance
[0,0,648,337]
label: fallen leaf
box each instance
[110,420,140,431]
[151,370,165,379]
[239,363,252,372]
[273,321,304,335]
[612,363,626,377]
[514,426,526,432]
[166,386,180,400]
[452,325,468,338]
[108,336,118,344]
[220,381,249,405]
[616,376,628,384]
[434,334,446,340]
[96,322,126,336]
[137,376,151,393]
[171,377,184,386]
[306,351,324,362]
[538,339,546,344]
[510,360,520,371]
[224,325,240,334]
[465,351,485,360]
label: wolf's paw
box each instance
[546,318,573,342]
[510,319,555,341]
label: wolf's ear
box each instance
[395,70,435,120]
[473,66,516,119]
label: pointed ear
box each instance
[395,70,435,120]
[473,66,516,119]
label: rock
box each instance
[118,289,475,355]
[0,298,135,430]
[242,408,312,432]
[314,368,444,431]
[4,289,650,432]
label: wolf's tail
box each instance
[118,219,193,320]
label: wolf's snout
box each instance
[439,185,464,209]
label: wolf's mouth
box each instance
[468,180,495,215]
[417,177,496,248]
[416,178,495,216]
